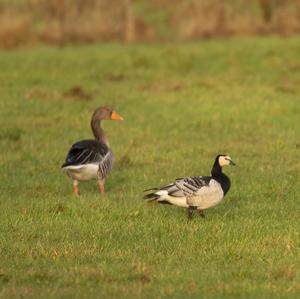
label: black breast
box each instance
[215,174,231,195]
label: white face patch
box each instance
[218,155,232,167]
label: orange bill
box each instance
[111,111,124,120]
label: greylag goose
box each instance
[62,106,123,195]
[144,154,235,219]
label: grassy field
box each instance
[0,38,299,298]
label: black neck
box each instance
[211,159,222,177]
[91,118,108,145]
[211,160,231,195]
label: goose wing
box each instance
[172,176,212,197]
[144,176,211,199]
[184,178,224,208]
[62,139,114,178]
[165,176,223,208]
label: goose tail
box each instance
[143,189,171,204]
[143,191,160,201]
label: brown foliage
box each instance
[0,0,300,48]
[0,14,33,49]
[171,0,300,39]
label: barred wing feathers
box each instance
[144,176,211,200]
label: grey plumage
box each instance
[144,176,211,199]
[98,150,114,179]
[62,106,123,195]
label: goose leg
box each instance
[73,180,79,196]
[97,180,105,193]
[187,207,193,220]
[198,210,205,218]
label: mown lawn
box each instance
[0,38,299,299]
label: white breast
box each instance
[63,164,99,181]
[187,179,224,210]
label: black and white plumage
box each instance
[143,154,235,218]
[62,106,123,195]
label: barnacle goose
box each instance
[62,106,123,195]
[144,154,235,219]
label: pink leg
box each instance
[97,180,105,194]
[73,180,79,196]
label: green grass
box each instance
[0,38,300,299]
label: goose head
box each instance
[90,106,123,143]
[92,106,124,121]
[217,154,236,167]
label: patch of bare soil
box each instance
[62,86,92,101]
[138,81,184,93]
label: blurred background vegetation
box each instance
[1,0,300,49]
